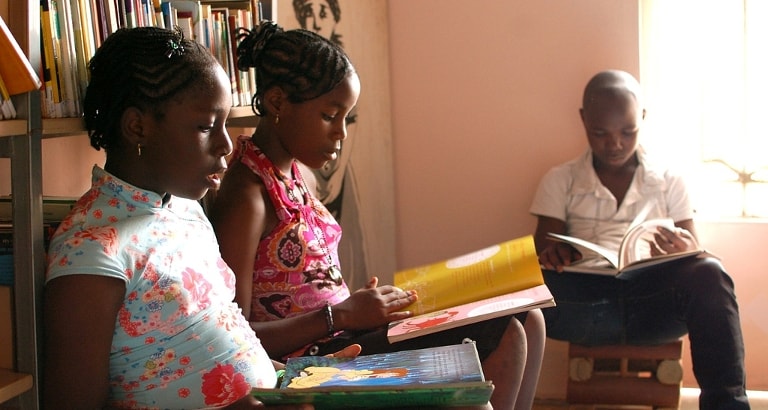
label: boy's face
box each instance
[580,89,645,169]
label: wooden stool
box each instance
[566,340,684,409]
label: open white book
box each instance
[547,218,710,277]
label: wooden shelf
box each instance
[0,121,27,138]
[0,106,257,141]
[41,117,86,138]
[0,369,33,404]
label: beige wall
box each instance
[388,0,767,397]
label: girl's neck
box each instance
[250,127,294,176]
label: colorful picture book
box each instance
[387,283,555,343]
[251,343,494,408]
[548,218,709,277]
[385,235,553,342]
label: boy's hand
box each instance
[650,226,699,256]
[538,242,583,272]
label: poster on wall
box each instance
[278,0,396,290]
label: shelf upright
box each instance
[2,1,45,409]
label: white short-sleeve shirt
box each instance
[529,147,694,252]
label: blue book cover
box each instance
[252,343,493,408]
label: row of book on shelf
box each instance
[40,0,268,118]
[0,1,269,122]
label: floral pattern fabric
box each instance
[233,136,350,326]
[45,166,276,409]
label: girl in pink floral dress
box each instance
[210,21,546,410]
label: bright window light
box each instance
[640,0,768,219]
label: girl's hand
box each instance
[333,276,418,330]
[326,343,362,358]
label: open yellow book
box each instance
[388,235,553,343]
[394,235,546,316]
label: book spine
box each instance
[200,4,213,51]
[41,0,63,118]
[161,1,176,30]
[152,0,165,29]
[56,0,81,116]
[104,0,120,35]
[227,13,243,105]
[69,0,93,101]
[0,74,18,119]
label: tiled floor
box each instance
[533,388,768,409]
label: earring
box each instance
[137,143,142,157]
[275,114,280,125]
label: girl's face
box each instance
[580,90,643,170]
[279,72,361,169]
[141,66,233,199]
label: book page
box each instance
[547,232,619,268]
[618,218,675,268]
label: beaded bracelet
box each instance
[324,301,335,336]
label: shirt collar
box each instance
[571,146,668,196]
[92,165,167,209]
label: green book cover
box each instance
[252,343,493,409]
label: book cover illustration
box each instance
[251,343,494,408]
[387,284,555,343]
[394,235,543,316]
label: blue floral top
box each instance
[46,166,276,409]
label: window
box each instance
[640,0,768,219]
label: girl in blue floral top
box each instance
[43,27,312,410]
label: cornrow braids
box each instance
[83,26,221,152]
[236,20,354,116]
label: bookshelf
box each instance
[0,0,43,407]
[0,1,276,408]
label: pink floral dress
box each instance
[233,137,350,331]
[45,166,276,409]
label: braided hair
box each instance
[235,20,354,117]
[84,26,221,152]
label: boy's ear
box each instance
[120,107,146,147]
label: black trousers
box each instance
[543,256,749,409]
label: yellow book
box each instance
[41,0,62,108]
[394,235,544,316]
[0,74,18,119]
